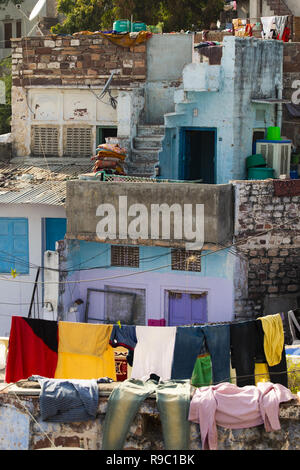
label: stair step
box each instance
[134,136,163,150]
[137,125,165,137]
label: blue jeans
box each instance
[102,379,191,450]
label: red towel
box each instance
[5,317,58,383]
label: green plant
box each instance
[0,56,12,135]
[287,360,300,394]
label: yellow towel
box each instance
[55,322,116,381]
[257,314,284,367]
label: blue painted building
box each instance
[55,240,237,327]
[157,36,284,184]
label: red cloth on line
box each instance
[5,316,58,383]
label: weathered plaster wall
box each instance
[233,179,300,318]
[282,42,300,151]
[10,34,147,158]
[0,388,299,450]
[144,34,193,124]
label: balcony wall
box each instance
[66,180,234,247]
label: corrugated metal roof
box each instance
[0,161,93,206]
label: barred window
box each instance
[64,127,93,157]
[171,249,202,272]
[111,246,140,268]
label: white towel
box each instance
[131,326,177,381]
[261,16,276,39]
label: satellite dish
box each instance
[29,0,46,21]
[99,71,115,99]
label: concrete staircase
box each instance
[128,124,165,177]
[266,0,292,16]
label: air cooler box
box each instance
[255,139,292,178]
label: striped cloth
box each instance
[30,375,99,422]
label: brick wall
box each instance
[233,180,300,318]
[11,34,147,88]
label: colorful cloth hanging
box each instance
[5,317,58,383]
[54,322,116,381]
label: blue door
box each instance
[45,218,67,251]
[168,292,208,326]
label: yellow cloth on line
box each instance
[54,322,116,381]
[257,314,284,367]
[254,363,270,385]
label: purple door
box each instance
[168,292,208,326]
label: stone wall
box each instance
[0,386,299,450]
[233,179,300,318]
[11,34,147,88]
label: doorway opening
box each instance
[180,128,216,184]
[97,126,118,146]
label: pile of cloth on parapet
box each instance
[91,143,127,175]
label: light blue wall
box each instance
[65,240,235,281]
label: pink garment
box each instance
[188,382,295,450]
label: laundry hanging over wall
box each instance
[5,313,291,388]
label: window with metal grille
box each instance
[32,126,59,157]
[64,127,93,157]
[171,249,202,272]
[111,246,140,268]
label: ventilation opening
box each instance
[171,249,202,272]
[64,127,93,158]
[32,126,59,157]
[111,246,140,268]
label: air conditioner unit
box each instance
[255,139,292,178]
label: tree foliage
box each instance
[51,0,224,34]
[0,57,12,135]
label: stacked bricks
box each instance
[10,34,147,88]
[233,179,300,317]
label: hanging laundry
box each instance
[191,353,212,388]
[257,314,284,367]
[188,381,295,450]
[54,322,116,381]
[255,319,288,387]
[275,15,288,40]
[130,326,177,381]
[171,326,204,380]
[261,16,276,39]
[29,375,99,423]
[102,378,191,450]
[5,317,58,384]
[230,320,257,387]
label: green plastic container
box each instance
[132,22,147,32]
[113,20,131,33]
[266,126,281,141]
[246,154,266,169]
[248,167,274,180]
